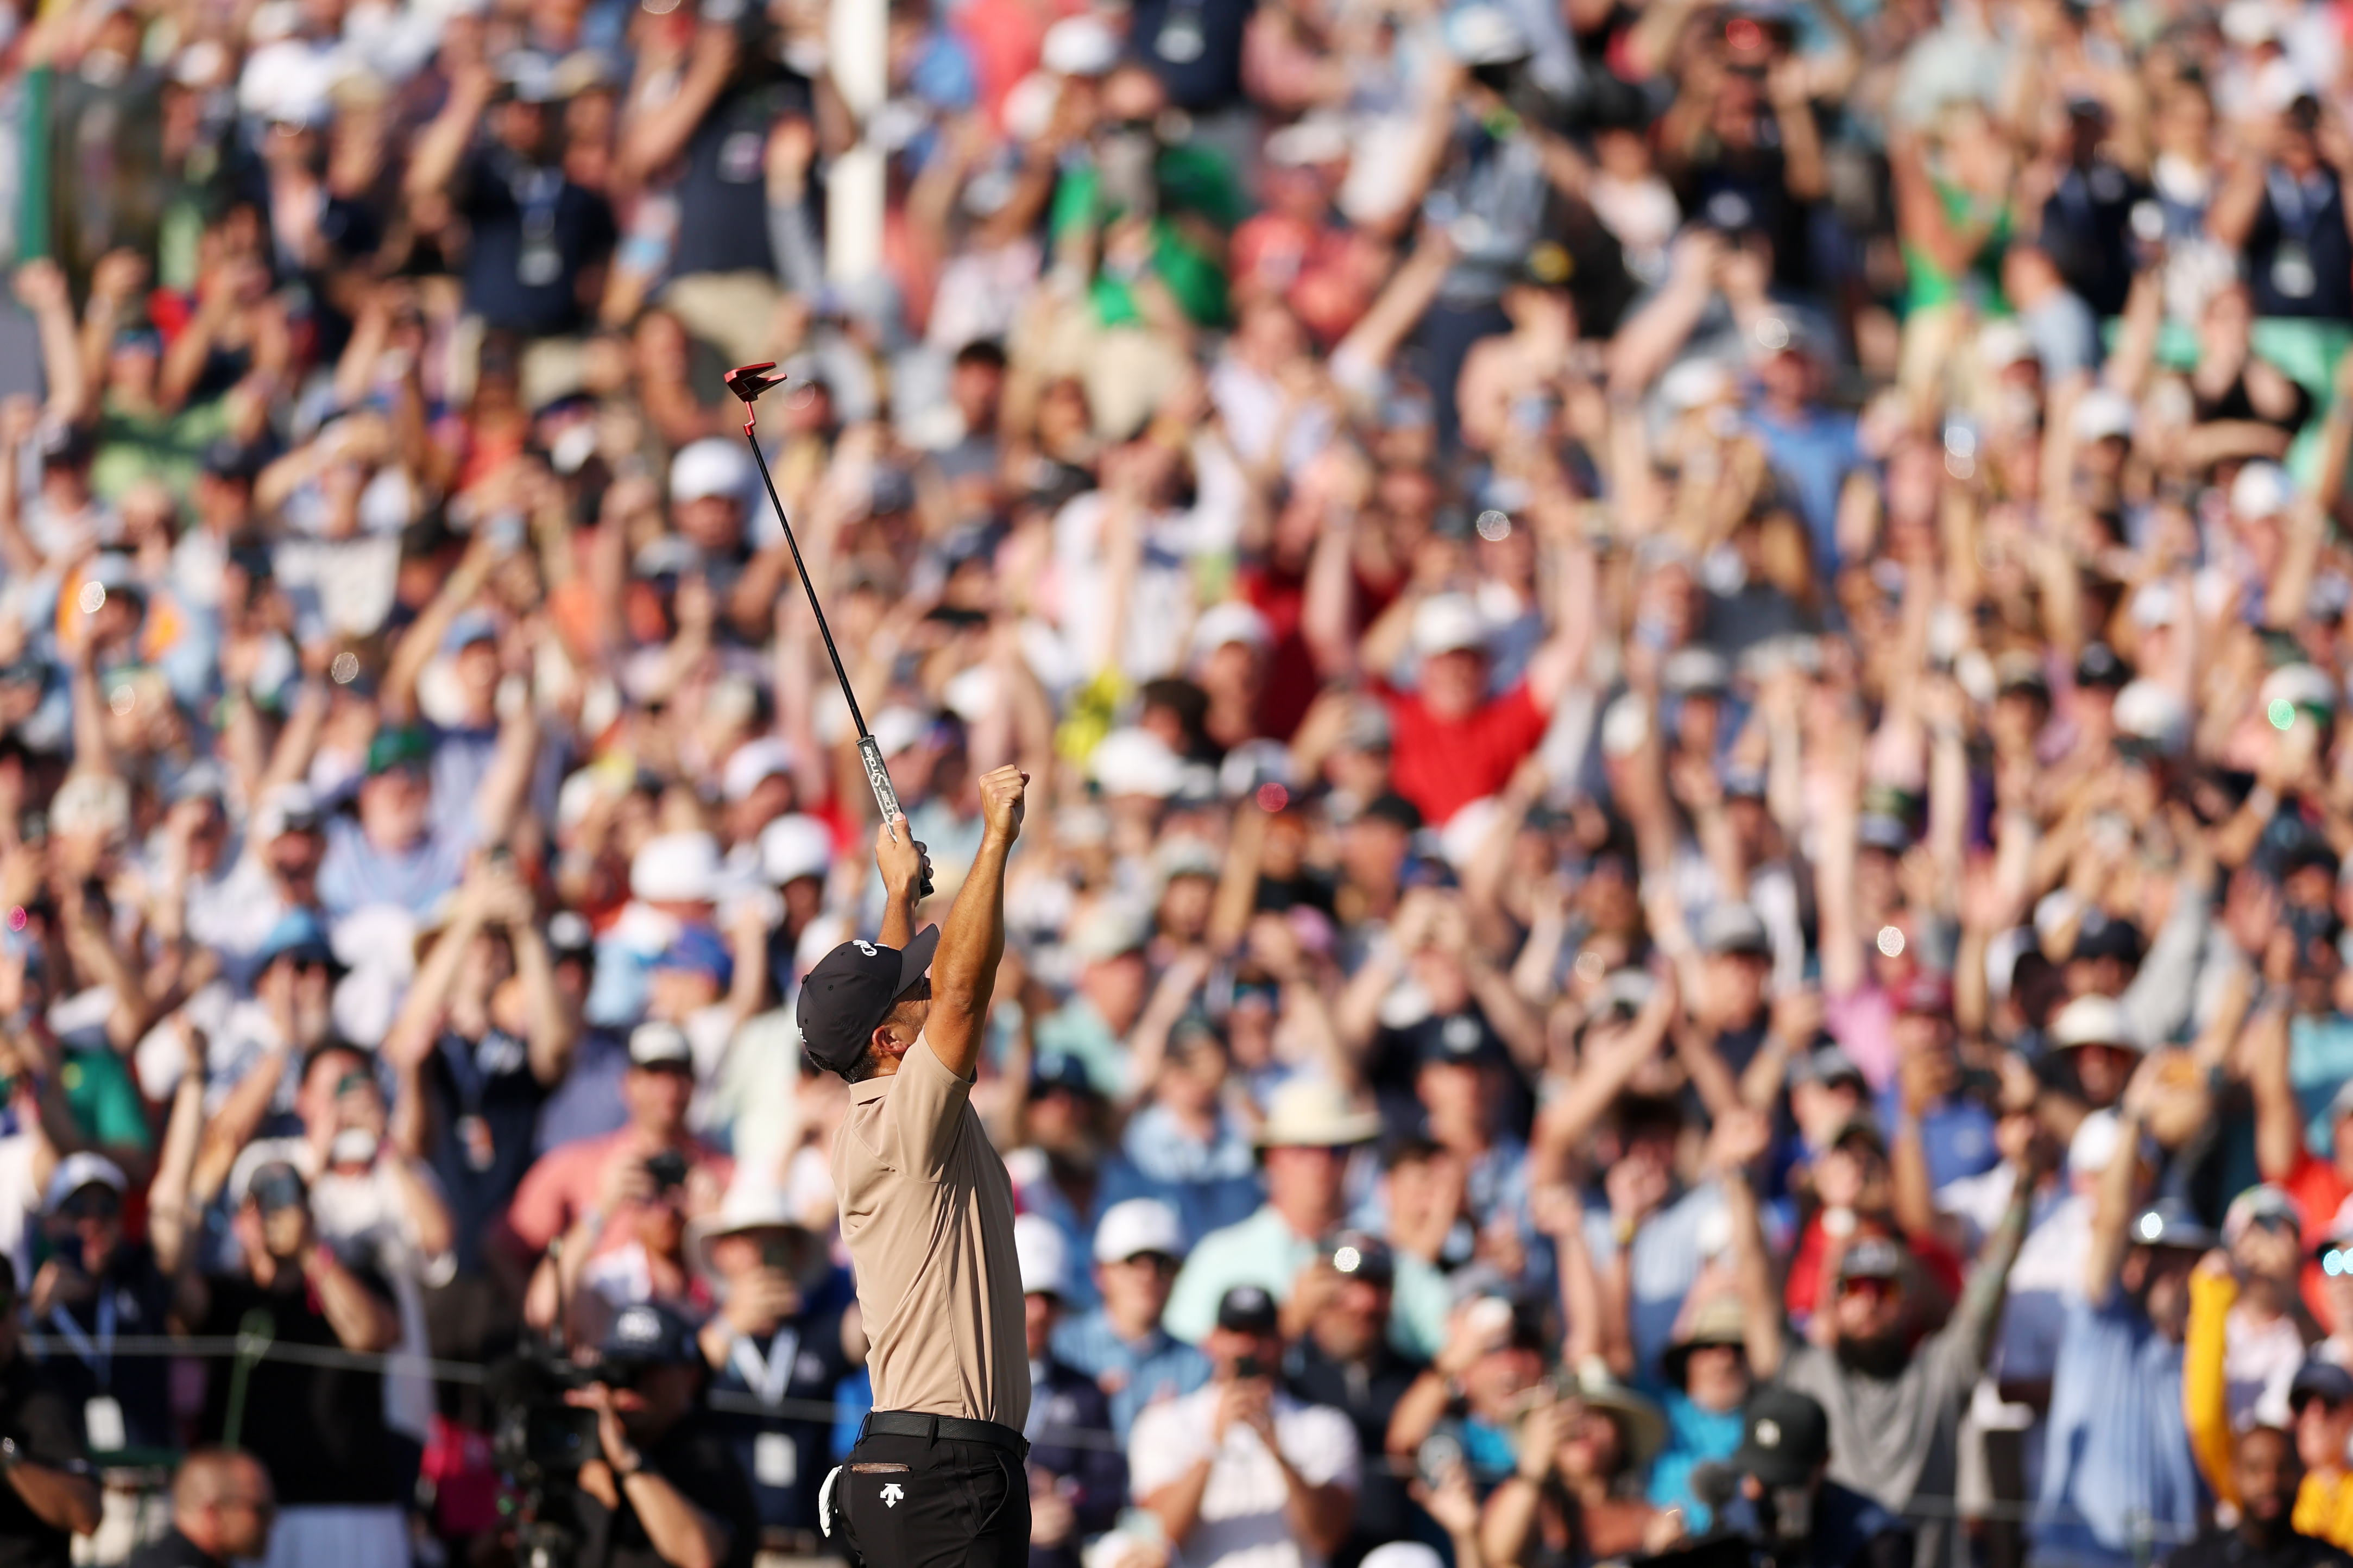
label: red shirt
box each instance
[506,1129,733,1262]
[1380,682,1550,825]
[1782,1216,1966,1323]
[1239,560,1318,741]
[2286,1150,2352,1327]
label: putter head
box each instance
[724,362,787,403]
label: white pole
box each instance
[826,0,887,286]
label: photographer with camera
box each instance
[1712,1388,1914,1568]
[171,1157,402,1568]
[509,1022,732,1327]
[562,1302,759,1568]
[1128,1284,1357,1568]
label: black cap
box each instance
[2069,911,2146,966]
[1029,1052,1101,1101]
[1412,1012,1504,1068]
[1216,1284,1280,1336]
[1325,1230,1396,1286]
[1731,1387,1830,1488]
[2293,1360,2353,1407]
[598,1301,702,1369]
[795,928,942,1077]
[1361,793,1423,832]
[2076,641,2129,691]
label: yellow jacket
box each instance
[2185,1267,2353,1550]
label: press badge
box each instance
[84,1396,124,1453]
[755,1433,796,1487]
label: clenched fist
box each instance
[875,814,932,902]
[977,766,1028,845]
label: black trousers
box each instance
[836,1429,1031,1568]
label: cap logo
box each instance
[1756,1418,1781,1449]
[615,1307,660,1344]
[854,940,878,957]
[1443,1016,1481,1052]
[1334,1245,1363,1273]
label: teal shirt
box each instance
[2291,1011,2353,1156]
[1033,998,1131,1098]
[1165,1205,1446,1360]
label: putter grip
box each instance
[860,736,932,897]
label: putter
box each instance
[723,362,929,897]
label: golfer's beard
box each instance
[1834,1329,1910,1380]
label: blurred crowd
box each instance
[16,0,2353,1563]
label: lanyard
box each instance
[2268,167,2332,241]
[49,1287,116,1390]
[730,1326,799,1408]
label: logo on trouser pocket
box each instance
[880,1483,905,1508]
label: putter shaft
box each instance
[734,410,927,894]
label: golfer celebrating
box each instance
[798,764,1031,1567]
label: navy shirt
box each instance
[669,76,811,280]
[422,1028,548,1277]
[708,1307,856,1534]
[455,148,617,336]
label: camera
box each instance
[645,1150,690,1193]
[485,1349,603,1568]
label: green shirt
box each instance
[1165,1203,1443,1360]
[61,1047,153,1153]
[1049,146,1247,328]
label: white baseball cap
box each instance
[1412,593,1489,658]
[1040,15,1118,75]
[670,439,752,505]
[759,814,834,886]
[2232,460,2296,521]
[631,831,722,903]
[1094,1197,1185,1263]
[1090,728,1185,799]
[1015,1213,1070,1297]
[2071,388,2136,444]
[722,737,796,804]
[2049,994,2141,1051]
[1192,601,1273,659]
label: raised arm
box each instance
[617,24,737,181]
[2085,1058,2158,1305]
[1714,1108,1786,1380]
[404,57,495,206]
[923,766,1026,1078]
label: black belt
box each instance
[859,1409,1031,1460]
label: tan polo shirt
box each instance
[833,1033,1030,1428]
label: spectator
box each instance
[171,1159,403,1568]
[1053,1197,1212,1443]
[2032,1111,2215,1568]
[1014,1215,1126,1568]
[1164,1079,1379,1344]
[1130,1285,1358,1568]
[692,1185,862,1554]
[1718,1388,1915,1568]
[23,1154,172,1458]
[2169,1424,2353,1568]
[507,1020,732,1306]
[125,1450,276,1568]
[560,1302,761,1568]
[1282,1231,1424,1565]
